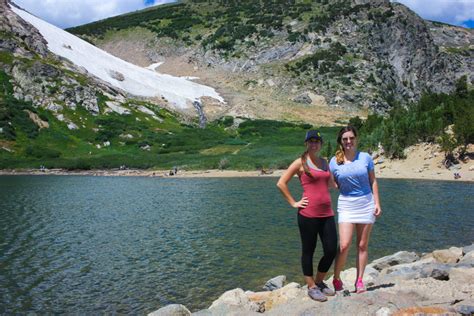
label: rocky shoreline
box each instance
[149,244,474,316]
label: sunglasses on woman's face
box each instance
[307,139,321,143]
[342,136,356,142]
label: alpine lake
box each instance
[1,176,473,314]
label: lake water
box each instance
[0,176,473,314]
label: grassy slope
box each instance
[0,54,339,170]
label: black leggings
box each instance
[297,213,337,276]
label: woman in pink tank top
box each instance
[277,130,338,302]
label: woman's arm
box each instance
[327,159,338,189]
[369,170,382,217]
[328,169,338,189]
[277,159,308,209]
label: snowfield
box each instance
[11,4,225,110]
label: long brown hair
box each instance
[335,125,358,165]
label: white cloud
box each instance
[12,0,176,29]
[392,0,474,26]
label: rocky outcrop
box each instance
[149,244,474,315]
[0,0,167,125]
[0,0,48,58]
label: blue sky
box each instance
[11,0,474,29]
[393,0,474,28]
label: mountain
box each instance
[0,0,472,170]
[1,0,335,170]
[68,0,473,117]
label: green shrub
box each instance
[25,145,61,158]
[353,88,474,158]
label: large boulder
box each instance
[457,251,474,268]
[263,275,286,291]
[432,247,463,264]
[379,257,437,280]
[247,282,304,312]
[419,263,452,280]
[462,244,474,255]
[193,305,260,316]
[209,288,261,313]
[326,266,379,288]
[147,304,190,316]
[449,267,474,284]
[369,251,419,271]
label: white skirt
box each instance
[337,193,376,224]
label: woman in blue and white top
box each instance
[329,125,382,294]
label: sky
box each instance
[11,0,474,29]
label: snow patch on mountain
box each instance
[11,4,224,110]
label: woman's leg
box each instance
[355,223,373,280]
[297,213,318,288]
[333,222,354,280]
[315,216,337,283]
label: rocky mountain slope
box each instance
[69,0,473,119]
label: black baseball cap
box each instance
[304,130,323,142]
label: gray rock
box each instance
[293,93,312,104]
[109,69,125,81]
[457,305,474,316]
[432,247,463,264]
[462,244,474,255]
[190,309,211,315]
[263,275,286,291]
[379,257,436,279]
[369,251,420,271]
[420,263,451,280]
[192,305,260,316]
[209,288,260,313]
[448,266,474,284]
[375,307,391,316]
[67,122,78,130]
[148,304,191,316]
[457,251,474,268]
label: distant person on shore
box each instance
[329,126,382,294]
[277,130,337,302]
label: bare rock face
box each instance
[0,0,48,57]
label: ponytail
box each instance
[300,150,313,178]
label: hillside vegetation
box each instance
[352,76,474,161]
[68,0,473,113]
[0,65,339,170]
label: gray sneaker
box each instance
[317,282,335,296]
[308,287,327,302]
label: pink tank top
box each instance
[298,167,334,218]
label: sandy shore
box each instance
[1,144,472,182]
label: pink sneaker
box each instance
[332,278,344,292]
[355,278,366,293]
